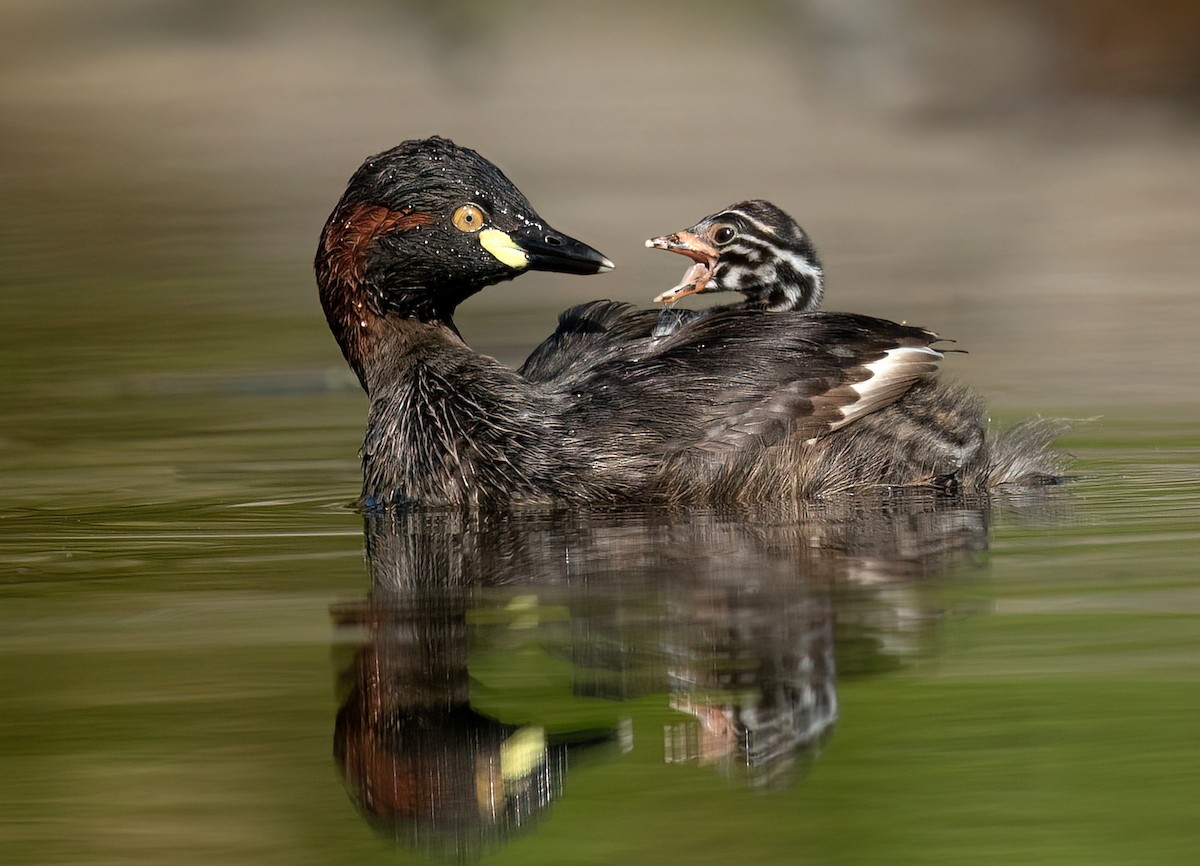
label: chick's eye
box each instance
[713,226,735,245]
[452,203,487,233]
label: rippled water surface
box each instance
[3,368,1198,865]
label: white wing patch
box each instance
[834,346,943,429]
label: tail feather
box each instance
[975,417,1074,487]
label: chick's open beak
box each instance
[645,230,720,303]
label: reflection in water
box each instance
[661,571,837,791]
[332,494,1033,859]
[332,586,580,859]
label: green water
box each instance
[3,181,1198,863]
[2,324,1197,865]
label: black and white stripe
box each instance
[705,200,824,313]
[650,201,825,339]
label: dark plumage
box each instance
[315,137,1064,507]
[517,299,661,383]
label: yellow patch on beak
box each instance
[479,228,530,270]
[500,726,546,782]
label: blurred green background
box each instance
[4,0,1199,418]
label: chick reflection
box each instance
[663,579,837,790]
[333,495,1007,857]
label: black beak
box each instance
[514,223,615,275]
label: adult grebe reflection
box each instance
[331,585,593,860]
[332,494,1031,858]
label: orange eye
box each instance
[452,203,487,233]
